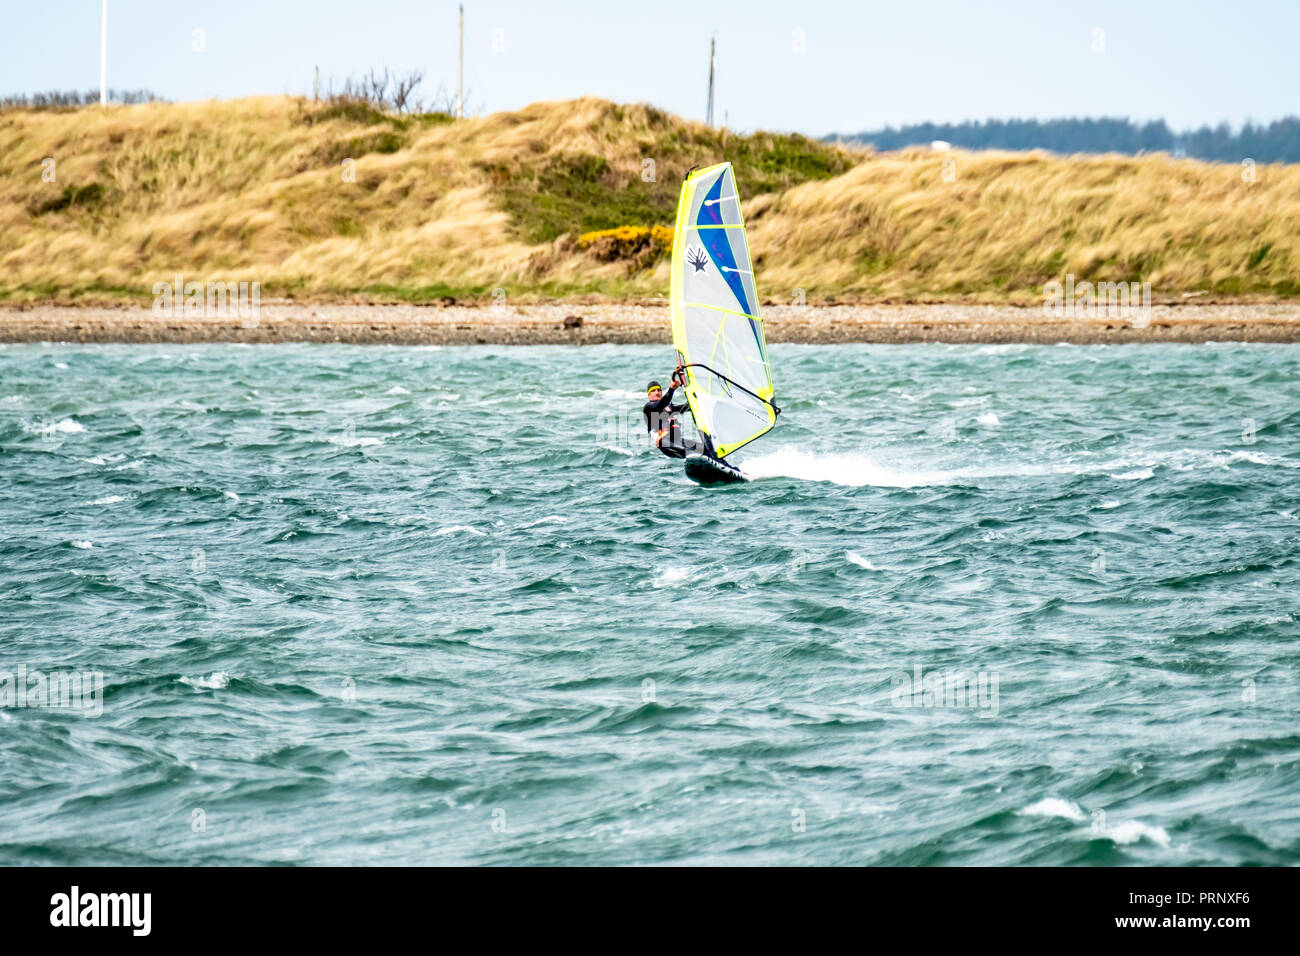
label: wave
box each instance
[180,672,231,690]
[740,444,1291,489]
[1020,797,1086,822]
[432,525,487,537]
[1019,798,1171,847]
[1099,819,1171,847]
[328,435,383,448]
[742,448,955,488]
[1110,467,1154,480]
[22,417,85,435]
[85,495,127,506]
[651,566,692,588]
[740,447,1060,488]
[519,515,567,529]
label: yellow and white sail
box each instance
[670,163,777,459]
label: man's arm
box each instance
[669,369,689,414]
[647,386,676,413]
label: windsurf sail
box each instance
[670,162,778,459]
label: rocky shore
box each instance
[3,302,1299,345]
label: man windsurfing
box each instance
[643,368,713,459]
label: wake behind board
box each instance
[684,453,748,485]
[669,162,780,486]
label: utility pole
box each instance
[705,36,715,128]
[100,0,108,106]
[458,4,464,120]
[314,65,320,101]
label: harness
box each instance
[653,411,680,448]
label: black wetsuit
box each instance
[643,385,711,459]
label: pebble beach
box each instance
[3,302,1300,345]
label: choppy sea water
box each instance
[1,341,1297,866]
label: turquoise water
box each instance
[1,342,1298,865]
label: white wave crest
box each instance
[652,566,692,588]
[181,672,231,690]
[521,515,567,529]
[86,495,126,506]
[329,435,383,448]
[433,525,487,537]
[1020,798,1171,847]
[1020,797,1087,822]
[741,448,952,488]
[739,445,1215,489]
[25,417,85,435]
[1097,819,1171,847]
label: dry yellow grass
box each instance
[0,96,1295,303]
[748,149,1300,301]
[0,97,538,299]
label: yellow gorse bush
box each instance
[576,225,673,265]
[577,225,673,248]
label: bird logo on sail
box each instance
[687,246,709,273]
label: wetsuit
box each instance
[643,384,711,459]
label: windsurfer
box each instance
[643,369,713,459]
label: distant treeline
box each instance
[832,117,1300,163]
[1,89,164,109]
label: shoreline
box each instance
[3,303,1300,345]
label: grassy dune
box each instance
[748,150,1299,300]
[0,96,1296,304]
